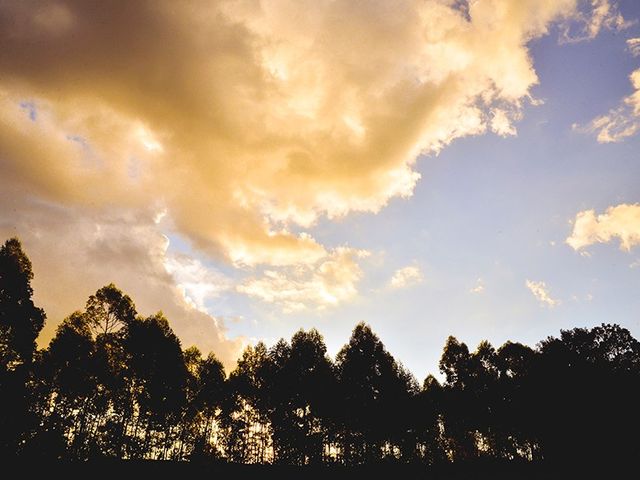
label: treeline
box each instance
[1,237,640,465]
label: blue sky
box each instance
[2,0,640,374]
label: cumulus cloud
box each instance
[238,248,369,313]
[574,68,640,143]
[389,265,424,290]
[0,0,582,263]
[566,204,640,252]
[525,280,560,308]
[0,0,611,339]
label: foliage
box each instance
[2,237,640,466]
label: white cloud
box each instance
[628,38,640,57]
[0,0,619,338]
[574,68,640,143]
[164,253,231,313]
[238,248,369,313]
[559,0,632,44]
[490,109,518,137]
[470,277,485,294]
[566,204,640,252]
[0,198,243,368]
[389,265,424,290]
[0,0,586,272]
[526,279,560,308]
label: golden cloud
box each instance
[0,1,608,337]
[566,204,640,252]
[0,0,581,261]
[238,248,369,313]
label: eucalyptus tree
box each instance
[335,323,415,464]
[0,238,46,456]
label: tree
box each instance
[494,341,538,460]
[222,342,273,463]
[0,238,46,457]
[533,324,640,465]
[267,329,335,465]
[438,336,476,461]
[0,238,46,369]
[86,283,136,336]
[415,375,447,464]
[125,313,187,459]
[83,285,137,458]
[186,348,226,460]
[335,323,415,465]
[35,312,98,459]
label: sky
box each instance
[1,0,640,379]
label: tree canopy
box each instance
[1,236,639,469]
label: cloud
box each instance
[491,109,518,137]
[628,38,640,57]
[525,279,560,308]
[566,204,640,252]
[238,248,369,313]
[559,0,632,43]
[470,277,485,294]
[574,68,640,143]
[0,1,611,333]
[0,198,244,368]
[0,0,583,266]
[389,265,424,290]
[163,253,232,314]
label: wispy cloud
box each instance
[559,0,633,44]
[574,68,640,143]
[526,280,560,308]
[627,38,640,57]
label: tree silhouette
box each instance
[125,313,187,458]
[0,238,46,457]
[222,342,272,463]
[438,336,477,461]
[86,284,136,336]
[2,236,640,471]
[335,322,415,465]
[267,329,334,465]
[0,238,46,369]
[415,375,447,464]
[185,347,225,460]
[38,312,98,459]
